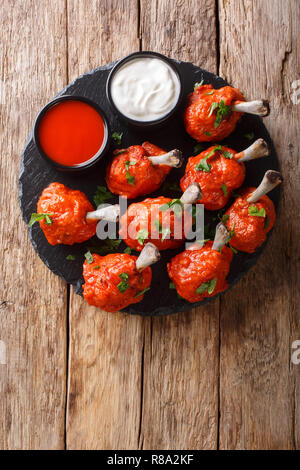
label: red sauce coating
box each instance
[183,84,245,142]
[83,253,152,312]
[224,188,276,253]
[38,100,105,166]
[37,182,97,246]
[106,142,172,198]
[167,241,233,303]
[180,145,245,210]
[119,196,193,252]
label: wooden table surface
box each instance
[0,0,299,450]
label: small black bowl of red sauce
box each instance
[33,95,110,171]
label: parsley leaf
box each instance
[196,239,210,248]
[205,91,214,95]
[193,143,204,154]
[84,251,94,264]
[205,131,211,136]
[169,282,176,289]
[126,171,135,185]
[248,205,266,218]
[222,150,233,159]
[221,214,229,223]
[196,278,217,295]
[93,265,100,269]
[221,183,228,196]
[159,199,183,217]
[93,186,113,207]
[208,102,219,117]
[194,79,204,90]
[115,149,126,156]
[66,254,75,261]
[161,181,181,193]
[29,213,53,227]
[112,131,123,145]
[229,244,238,254]
[154,219,171,241]
[134,287,150,298]
[124,160,136,186]
[119,272,129,281]
[265,216,270,229]
[117,272,129,293]
[124,247,132,254]
[244,132,255,140]
[209,100,232,128]
[196,157,211,172]
[125,160,137,170]
[137,229,149,245]
[86,239,122,255]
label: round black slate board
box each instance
[19,58,280,316]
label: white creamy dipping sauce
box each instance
[110,57,181,122]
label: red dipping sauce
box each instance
[38,100,105,166]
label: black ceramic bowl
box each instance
[33,95,111,172]
[106,51,183,128]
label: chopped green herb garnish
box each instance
[196,239,210,248]
[112,131,123,145]
[244,132,255,140]
[208,102,219,117]
[194,79,204,90]
[205,131,212,136]
[169,282,176,289]
[265,216,270,229]
[196,278,217,295]
[117,272,129,293]
[193,143,204,154]
[119,272,129,281]
[125,160,136,186]
[209,100,232,128]
[126,171,135,185]
[115,149,126,156]
[248,205,266,218]
[125,160,137,170]
[221,183,228,197]
[196,157,211,172]
[29,213,53,227]
[93,265,101,269]
[161,181,181,193]
[134,287,150,298]
[221,214,229,223]
[137,229,149,245]
[229,245,238,254]
[154,219,171,241]
[93,186,113,207]
[66,254,75,261]
[159,199,182,217]
[84,251,94,264]
[124,247,132,254]
[222,150,233,159]
[205,91,214,95]
[86,239,122,255]
[154,219,162,231]
[204,145,223,160]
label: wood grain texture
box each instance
[65,0,143,450]
[0,0,67,449]
[139,0,219,450]
[218,0,300,450]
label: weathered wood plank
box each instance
[139,0,219,450]
[218,0,300,449]
[66,0,142,450]
[0,0,67,449]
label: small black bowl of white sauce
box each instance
[106,51,183,127]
